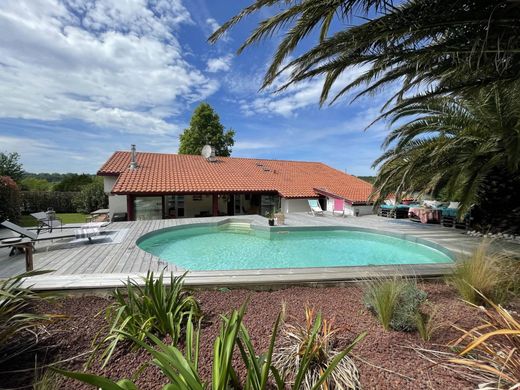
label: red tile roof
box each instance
[98,151,373,203]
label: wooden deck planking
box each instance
[1,213,518,290]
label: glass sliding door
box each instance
[134,196,163,220]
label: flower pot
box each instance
[268,219,275,226]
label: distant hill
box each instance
[356,176,376,184]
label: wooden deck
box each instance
[0,213,518,290]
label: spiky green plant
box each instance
[94,271,200,367]
[447,241,519,305]
[415,303,443,342]
[56,303,366,389]
[272,307,362,389]
[0,271,56,357]
[363,277,404,331]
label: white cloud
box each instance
[206,54,233,73]
[237,64,370,117]
[0,0,219,134]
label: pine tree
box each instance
[178,103,235,157]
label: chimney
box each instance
[129,144,138,170]
[209,146,216,162]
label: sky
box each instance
[0,0,393,176]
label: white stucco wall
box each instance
[108,195,127,216]
[103,176,127,217]
[345,204,374,216]
[103,176,117,192]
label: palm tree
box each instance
[210,0,520,112]
[372,82,520,219]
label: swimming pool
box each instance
[137,222,453,271]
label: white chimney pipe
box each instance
[129,144,138,170]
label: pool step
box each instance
[218,222,253,234]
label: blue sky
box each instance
[0,0,391,176]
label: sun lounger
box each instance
[74,227,100,242]
[1,220,101,244]
[308,199,325,216]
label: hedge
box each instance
[21,191,79,213]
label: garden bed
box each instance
[2,282,516,389]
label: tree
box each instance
[20,177,52,191]
[178,103,235,157]
[210,0,520,114]
[0,176,21,222]
[53,174,93,192]
[0,152,24,182]
[372,82,520,231]
[72,177,108,213]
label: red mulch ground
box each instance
[2,282,514,390]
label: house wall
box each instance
[345,204,374,216]
[103,176,127,218]
[109,195,128,216]
[281,198,310,213]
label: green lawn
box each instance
[18,213,89,227]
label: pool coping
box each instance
[22,217,457,291]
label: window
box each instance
[135,197,163,220]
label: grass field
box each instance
[18,213,89,227]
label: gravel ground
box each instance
[1,282,510,390]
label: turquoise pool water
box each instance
[137,225,452,271]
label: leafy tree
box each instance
[23,172,69,183]
[53,174,93,192]
[372,82,520,229]
[210,0,520,113]
[72,177,108,213]
[20,177,52,191]
[178,103,235,157]
[0,152,24,182]
[0,176,21,222]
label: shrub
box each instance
[364,278,427,332]
[448,295,520,388]
[57,303,367,389]
[0,176,21,222]
[94,271,200,367]
[391,283,427,332]
[272,307,362,389]
[447,240,520,305]
[72,177,107,213]
[21,191,78,213]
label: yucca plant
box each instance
[448,241,519,305]
[448,293,520,388]
[272,307,363,389]
[0,270,57,362]
[94,271,200,367]
[57,303,366,389]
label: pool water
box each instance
[137,225,453,271]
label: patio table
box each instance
[0,238,34,271]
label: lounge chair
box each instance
[332,198,346,217]
[308,199,325,216]
[1,220,101,246]
[30,211,62,233]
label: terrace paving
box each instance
[0,213,518,290]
